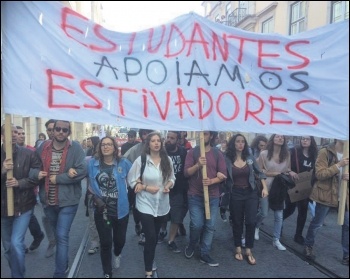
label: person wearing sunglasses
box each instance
[45,119,56,140]
[35,120,87,278]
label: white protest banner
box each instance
[2,2,349,138]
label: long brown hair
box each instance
[142,132,172,183]
[266,134,289,163]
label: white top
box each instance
[127,154,175,217]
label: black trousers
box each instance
[283,195,309,236]
[94,212,129,275]
[28,213,43,239]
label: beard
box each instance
[165,142,177,153]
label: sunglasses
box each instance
[54,127,69,133]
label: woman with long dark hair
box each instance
[88,136,132,278]
[127,132,175,278]
[255,134,297,251]
[225,134,268,265]
[283,136,318,245]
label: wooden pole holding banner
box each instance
[200,132,210,219]
[337,140,349,225]
[4,114,14,216]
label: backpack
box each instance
[140,153,146,182]
[310,148,333,187]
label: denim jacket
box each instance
[88,157,131,219]
[224,154,266,192]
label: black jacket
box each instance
[1,145,42,216]
[269,174,295,211]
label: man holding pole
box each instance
[1,124,42,278]
[184,131,227,266]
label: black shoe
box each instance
[185,244,195,259]
[200,254,219,267]
[294,235,305,245]
[220,212,227,222]
[168,241,181,253]
[138,233,145,245]
[304,245,315,260]
[157,230,167,244]
[135,224,142,236]
[29,233,45,251]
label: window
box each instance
[331,1,349,22]
[290,1,306,35]
[262,17,274,33]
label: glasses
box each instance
[301,137,311,141]
[101,143,113,148]
[54,127,69,133]
[47,128,53,132]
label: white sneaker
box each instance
[114,255,121,269]
[254,228,260,240]
[273,240,286,251]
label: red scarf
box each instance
[41,140,70,205]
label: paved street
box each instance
[1,180,349,278]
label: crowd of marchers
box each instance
[1,122,349,278]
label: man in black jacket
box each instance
[1,124,42,278]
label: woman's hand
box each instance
[163,186,170,193]
[261,188,269,198]
[146,185,160,194]
[217,172,227,180]
[68,168,77,178]
[289,171,299,181]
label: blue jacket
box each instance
[88,157,131,219]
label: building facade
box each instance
[201,1,348,145]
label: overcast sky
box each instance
[100,1,204,33]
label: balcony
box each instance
[227,8,247,27]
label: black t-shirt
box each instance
[290,147,314,173]
[95,161,118,216]
[167,146,188,193]
[121,142,137,156]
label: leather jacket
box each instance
[1,144,42,217]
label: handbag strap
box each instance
[295,147,299,173]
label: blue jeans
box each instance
[305,202,330,247]
[256,196,269,229]
[256,196,283,240]
[44,204,78,278]
[188,195,219,256]
[1,209,33,278]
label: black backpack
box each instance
[310,148,333,187]
[140,153,147,182]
